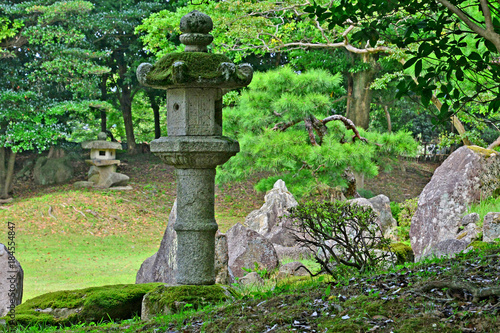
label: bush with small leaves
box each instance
[286,201,393,276]
[397,197,418,242]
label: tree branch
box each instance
[304,117,319,146]
[487,136,500,150]
[437,0,500,52]
[322,115,368,143]
[272,119,300,132]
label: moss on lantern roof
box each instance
[146,52,232,85]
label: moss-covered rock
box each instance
[470,240,494,250]
[141,284,237,321]
[2,283,163,326]
[389,242,414,264]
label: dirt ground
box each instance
[10,151,441,212]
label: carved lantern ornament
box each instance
[136,10,253,285]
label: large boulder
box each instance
[244,179,298,246]
[226,223,279,280]
[136,200,229,284]
[347,195,397,239]
[136,201,178,284]
[368,194,398,239]
[0,244,23,318]
[33,156,74,185]
[410,146,500,261]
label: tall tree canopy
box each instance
[0,0,112,198]
[306,0,500,143]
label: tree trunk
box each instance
[100,74,108,133]
[147,90,161,139]
[120,84,137,154]
[0,147,16,199]
[116,52,137,155]
[384,105,392,133]
[345,54,377,129]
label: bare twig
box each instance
[487,135,500,150]
[48,206,57,220]
[71,206,87,219]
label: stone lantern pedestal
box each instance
[137,10,252,285]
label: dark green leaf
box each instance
[403,56,418,69]
[415,59,422,77]
[485,40,498,53]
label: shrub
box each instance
[286,201,393,276]
[390,201,401,223]
[397,198,418,242]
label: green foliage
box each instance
[466,196,500,224]
[287,201,394,274]
[242,262,270,279]
[308,0,500,124]
[390,201,401,222]
[0,17,23,57]
[397,198,419,242]
[218,67,417,198]
[389,242,414,264]
[357,188,375,199]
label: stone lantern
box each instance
[80,132,130,189]
[136,10,253,285]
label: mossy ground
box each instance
[3,245,499,332]
[2,283,162,326]
[143,284,236,318]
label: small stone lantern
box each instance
[80,132,130,189]
[136,11,253,285]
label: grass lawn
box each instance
[0,182,245,301]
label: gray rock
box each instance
[244,179,298,246]
[368,194,398,239]
[483,212,500,242]
[33,156,73,185]
[238,272,264,286]
[273,244,315,261]
[73,181,94,189]
[136,200,229,284]
[347,196,397,239]
[97,171,129,188]
[226,223,279,280]
[277,262,309,279]
[456,223,481,244]
[135,253,157,284]
[461,213,480,226]
[136,201,178,284]
[430,239,471,258]
[410,146,500,261]
[0,244,23,318]
[214,231,229,285]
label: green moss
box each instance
[470,240,492,250]
[3,283,163,326]
[143,284,236,317]
[146,52,232,85]
[390,242,414,264]
[467,145,497,158]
